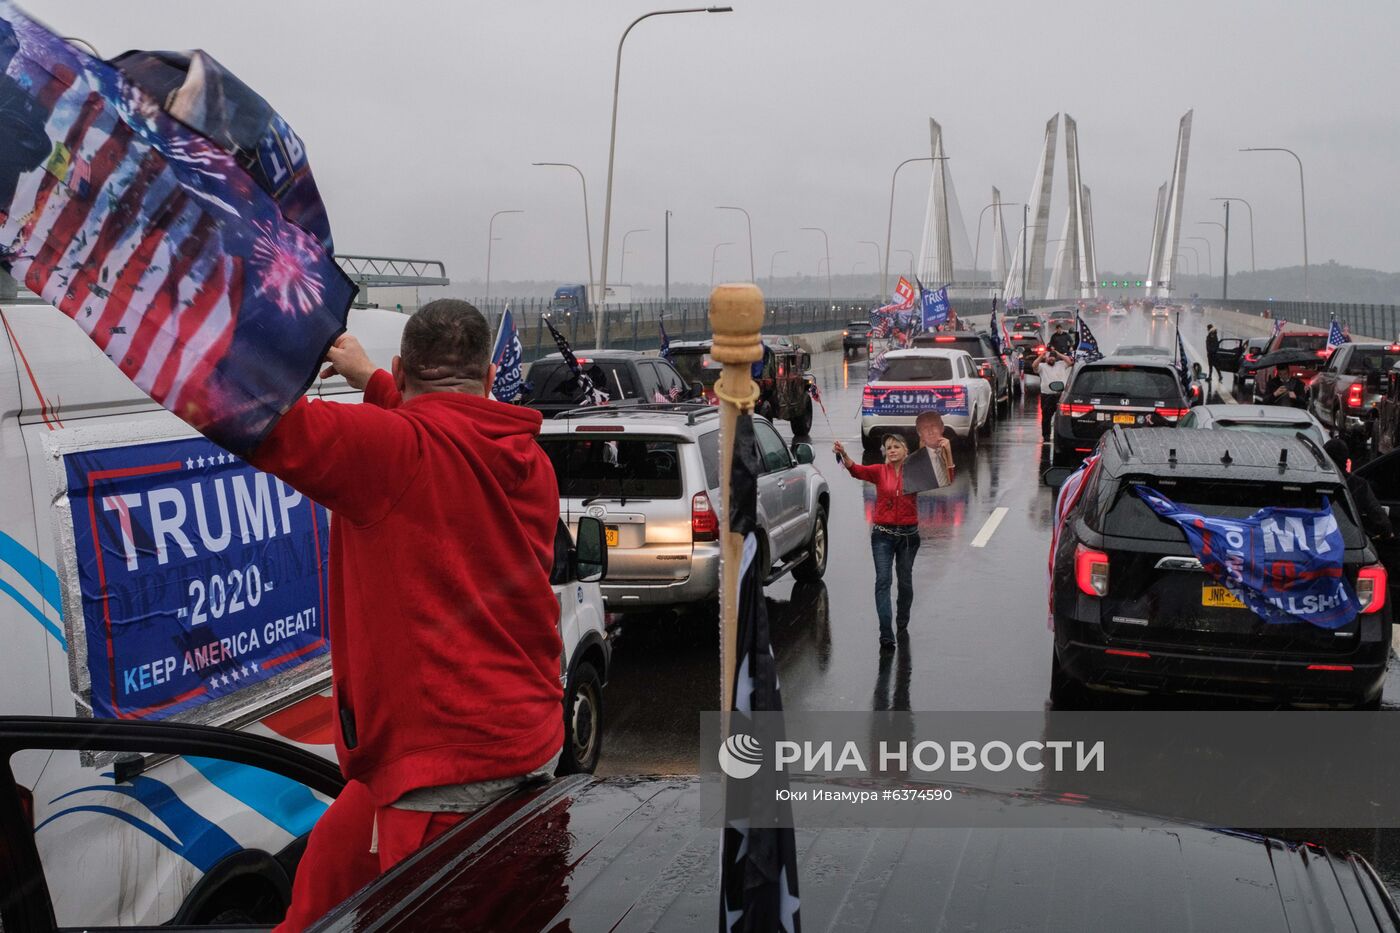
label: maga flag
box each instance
[1136,487,1359,629]
[0,3,352,455]
[490,304,524,403]
[720,413,801,933]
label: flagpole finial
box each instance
[709,283,765,409]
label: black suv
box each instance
[1047,428,1392,708]
[911,330,1014,412]
[522,350,700,417]
[1049,356,1191,467]
[843,320,871,356]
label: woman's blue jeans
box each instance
[871,528,919,642]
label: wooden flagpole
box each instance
[709,283,764,727]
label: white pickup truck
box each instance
[861,348,994,451]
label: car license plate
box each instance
[605,526,620,547]
[1202,585,1245,609]
[1113,413,1136,425]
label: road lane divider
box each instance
[970,507,1009,549]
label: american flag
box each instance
[0,4,351,454]
[1074,313,1104,363]
[805,377,826,416]
[720,413,801,933]
[1327,317,1351,351]
[544,317,609,407]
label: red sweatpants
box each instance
[275,780,465,932]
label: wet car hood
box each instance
[313,776,1398,932]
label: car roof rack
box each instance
[553,402,721,425]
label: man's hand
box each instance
[320,334,377,390]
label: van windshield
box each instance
[538,437,684,500]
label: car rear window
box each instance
[1099,478,1364,548]
[1069,365,1181,399]
[1277,333,1327,351]
[1012,316,1040,330]
[670,350,720,386]
[528,360,638,402]
[699,430,721,490]
[539,436,684,499]
[880,357,954,382]
[919,336,984,357]
[847,322,870,332]
[1346,347,1400,374]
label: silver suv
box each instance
[537,404,830,612]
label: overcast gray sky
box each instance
[26,0,1400,290]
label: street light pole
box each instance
[532,162,594,294]
[716,206,755,282]
[882,156,947,296]
[711,241,733,290]
[597,5,733,349]
[1211,197,1255,273]
[1197,220,1228,301]
[1178,245,1200,278]
[664,210,672,303]
[801,226,832,308]
[619,228,648,283]
[859,240,882,293]
[1241,147,1308,297]
[486,209,523,305]
[768,249,788,289]
[1186,236,1213,278]
[971,200,1018,282]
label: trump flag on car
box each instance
[490,303,524,403]
[916,278,950,330]
[0,3,353,455]
[891,275,916,310]
[720,413,802,933]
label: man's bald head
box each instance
[395,299,493,398]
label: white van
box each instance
[0,298,607,926]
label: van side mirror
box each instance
[574,516,608,583]
[1048,381,1065,393]
[793,443,815,465]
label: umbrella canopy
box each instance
[1255,347,1325,370]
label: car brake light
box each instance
[1156,407,1190,420]
[576,424,626,432]
[692,492,719,542]
[934,335,956,342]
[1358,564,1388,615]
[1034,344,1046,352]
[1060,403,1094,416]
[1075,544,1109,597]
[1388,344,1400,351]
[1307,664,1354,672]
[1347,383,1365,408]
[1316,350,1330,358]
[575,357,592,365]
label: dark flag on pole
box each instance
[1075,312,1104,363]
[720,413,801,933]
[544,316,609,407]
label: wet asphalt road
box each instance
[594,305,1400,887]
[600,306,1400,775]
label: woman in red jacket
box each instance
[833,434,920,651]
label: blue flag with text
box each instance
[1135,486,1359,628]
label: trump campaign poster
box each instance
[62,437,330,720]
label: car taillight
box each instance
[691,492,718,542]
[1347,382,1365,408]
[1244,352,1259,362]
[1060,403,1094,416]
[934,335,956,342]
[1358,564,1388,615]
[1075,544,1109,597]
[1156,407,1190,420]
[1034,344,1046,352]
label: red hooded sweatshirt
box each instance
[251,370,562,806]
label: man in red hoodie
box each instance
[254,300,562,931]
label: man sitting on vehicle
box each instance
[254,300,563,931]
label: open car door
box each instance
[1213,337,1245,374]
[1355,448,1400,614]
[0,717,343,932]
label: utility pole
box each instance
[664,209,671,303]
[1222,201,1230,302]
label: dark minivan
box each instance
[1049,356,1191,466]
[1047,428,1392,708]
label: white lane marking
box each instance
[970,507,1009,548]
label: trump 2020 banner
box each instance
[1136,487,1358,629]
[0,2,353,455]
[64,438,330,720]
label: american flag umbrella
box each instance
[0,2,353,454]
